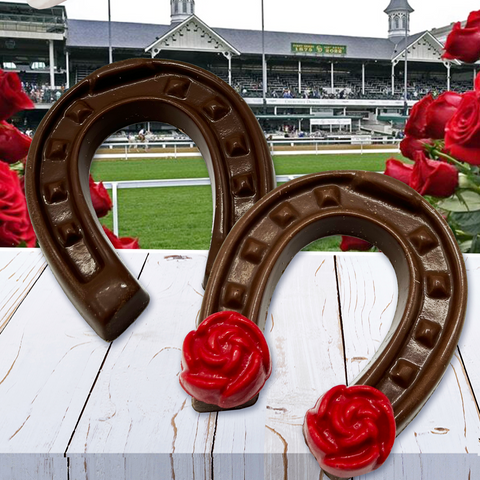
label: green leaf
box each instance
[450,210,480,236]
[438,190,480,212]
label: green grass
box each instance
[92,153,407,251]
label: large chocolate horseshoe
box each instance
[25,58,275,341]
[195,170,467,438]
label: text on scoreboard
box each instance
[291,43,347,55]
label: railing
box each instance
[95,138,400,160]
[102,175,306,236]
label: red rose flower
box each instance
[304,384,396,478]
[410,152,458,197]
[0,162,36,247]
[399,136,432,161]
[445,91,480,165]
[89,175,113,218]
[102,225,139,249]
[0,70,34,121]
[179,310,272,409]
[405,94,434,138]
[425,91,463,139]
[0,121,32,164]
[384,158,413,185]
[443,14,480,63]
[340,236,372,252]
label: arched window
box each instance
[183,1,187,14]
[395,15,400,29]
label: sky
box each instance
[12,0,480,38]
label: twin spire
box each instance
[384,0,414,42]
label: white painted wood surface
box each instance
[0,248,479,480]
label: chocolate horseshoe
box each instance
[25,58,275,341]
[194,170,467,438]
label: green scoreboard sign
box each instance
[291,43,347,55]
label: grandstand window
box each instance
[183,1,187,14]
[395,16,399,29]
[2,62,16,70]
[31,62,46,70]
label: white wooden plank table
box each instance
[0,248,479,480]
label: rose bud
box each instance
[102,225,139,249]
[179,310,271,409]
[410,152,458,198]
[0,71,34,121]
[89,174,113,218]
[304,384,396,478]
[445,91,480,165]
[0,121,32,164]
[399,136,433,161]
[405,94,434,139]
[0,161,36,247]
[340,236,373,252]
[384,158,413,185]
[425,91,463,139]
[443,19,480,63]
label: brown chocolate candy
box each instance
[195,170,467,440]
[25,58,275,341]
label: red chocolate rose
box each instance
[340,236,372,252]
[0,162,36,247]
[384,158,413,185]
[405,94,434,138]
[425,92,463,139]
[0,121,32,164]
[399,136,432,161]
[410,152,458,197]
[443,15,480,63]
[102,225,139,249]
[179,310,272,409]
[304,384,396,478]
[89,175,113,218]
[445,91,480,165]
[0,70,34,121]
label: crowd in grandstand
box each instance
[20,80,66,103]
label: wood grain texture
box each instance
[0,249,46,334]
[0,250,478,479]
[66,251,215,480]
[0,249,148,480]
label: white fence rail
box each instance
[103,175,306,236]
[95,138,400,160]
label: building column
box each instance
[298,60,302,93]
[446,62,451,90]
[362,63,365,95]
[49,39,55,89]
[331,62,334,91]
[391,61,395,95]
[263,58,268,98]
[65,49,70,89]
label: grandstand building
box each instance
[0,0,474,135]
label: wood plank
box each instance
[213,253,344,480]
[0,248,46,334]
[66,251,215,480]
[0,250,148,480]
[336,254,480,479]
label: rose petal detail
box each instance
[303,385,396,478]
[179,310,272,409]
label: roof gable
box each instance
[145,15,240,56]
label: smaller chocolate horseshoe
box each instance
[25,58,275,341]
[191,170,467,440]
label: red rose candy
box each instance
[340,236,373,252]
[0,121,32,164]
[179,310,272,409]
[89,175,113,218]
[304,384,396,478]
